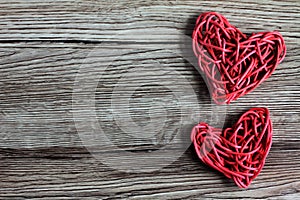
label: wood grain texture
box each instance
[0,0,299,199]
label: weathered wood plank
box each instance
[0,47,299,147]
[0,0,299,45]
[0,148,299,199]
[0,0,299,198]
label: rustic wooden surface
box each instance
[0,0,299,199]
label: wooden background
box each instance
[0,0,299,199]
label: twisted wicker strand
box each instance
[192,12,286,104]
[191,107,273,188]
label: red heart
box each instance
[192,12,286,104]
[191,107,272,188]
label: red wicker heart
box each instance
[192,12,286,104]
[191,107,272,188]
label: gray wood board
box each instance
[0,0,299,199]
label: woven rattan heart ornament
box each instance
[191,107,272,188]
[192,12,286,104]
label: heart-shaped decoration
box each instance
[191,107,272,188]
[192,12,286,104]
